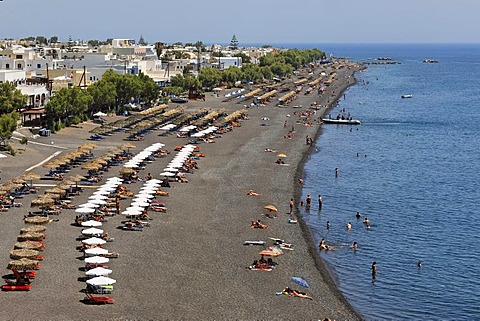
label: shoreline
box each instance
[293,65,365,320]
[0,61,364,320]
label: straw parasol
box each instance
[7,258,40,270]
[31,196,55,208]
[10,249,40,260]
[0,181,22,192]
[14,241,44,251]
[17,232,45,241]
[121,142,136,150]
[264,205,278,212]
[78,142,97,151]
[44,187,66,195]
[21,225,46,234]
[24,216,51,225]
[82,163,101,171]
[120,168,136,175]
[20,171,41,181]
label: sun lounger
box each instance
[84,293,115,304]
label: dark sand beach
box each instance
[0,61,362,320]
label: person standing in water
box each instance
[372,261,377,279]
[335,167,339,177]
[305,195,312,210]
[318,194,323,210]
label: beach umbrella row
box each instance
[123,143,165,169]
[191,126,219,138]
[161,145,196,177]
[79,183,119,299]
[122,179,163,216]
[76,178,123,214]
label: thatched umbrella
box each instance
[0,181,22,192]
[24,216,51,225]
[44,187,66,195]
[121,142,136,152]
[17,232,45,241]
[10,249,40,260]
[19,171,41,186]
[31,196,55,208]
[14,241,44,251]
[120,168,136,175]
[69,174,85,182]
[93,158,108,166]
[82,163,101,171]
[21,225,46,234]
[78,143,97,151]
[21,171,40,180]
[7,258,40,270]
[44,192,61,200]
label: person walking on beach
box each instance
[306,135,310,145]
[289,198,294,214]
[318,194,322,210]
[115,197,120,215]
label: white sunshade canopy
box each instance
[75,207,96,213]
[81,237,107,245]
[84,256,109,264]
[81,220,102,227]
[85,267,112,277]
[81,227,104,235]
[86,276,116,286]
[84,247,109,256]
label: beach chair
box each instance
[84,293,115,304]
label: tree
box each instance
[230,34,239,49]
[233,53,251,64]
[35,36,47,45]
[0,83,27,114]
[45,87,92,129]
[222,66,242,85]
[137,72,160,105]
[138,35,147,45]
[49,36,58,44]
[88,39,100,47]
[239,64,263,84]
[88,78,116,113]
[0,112,19,146]
[199,68,222,90]
[154,42,165,59]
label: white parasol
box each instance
[81,227,104,235]
[84,256,109,264]
[81,220,102,227]
[81,237,106,245]
[84,247,109,256]
[85,267,112,277]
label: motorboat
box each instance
[170,97,188,103]
[322,118,361,125]
[401,94,413,98]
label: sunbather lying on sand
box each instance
[250,220,268,229]
[278,287,313,300]
[247,190,262,196]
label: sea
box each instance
[287,44,479,320]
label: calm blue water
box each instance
[296,44,480,320]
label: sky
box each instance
[0,0,479,44]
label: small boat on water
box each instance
[170,97,188,103]
[401,94,413,98]
[322,119,361,125]
[423,59,439,63]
